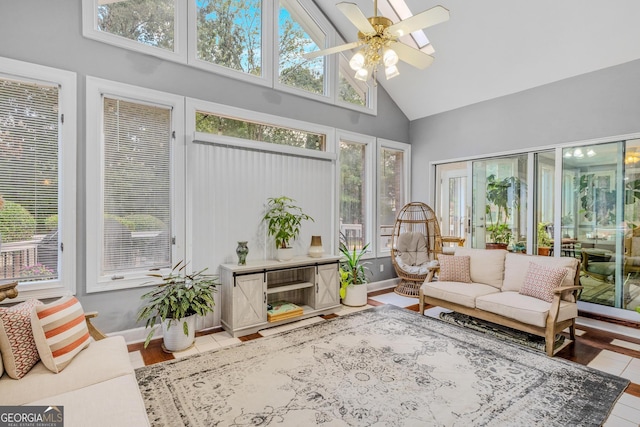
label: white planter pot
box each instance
[162,314,196,352]
[276,247,295,261]
[342,283,368,307]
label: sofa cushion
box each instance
[27,374,150,427]
[454,247,507,288]
[0,299,43,379]
[31,296,91,373]
[421,281,500,308]
[476,291,578,328]
[502,253,579,298]
[519,262,568,303]
[0,335,133,406]
[437,255,471,283]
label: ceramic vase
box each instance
[308,235,324,258]
[276,247,294,261]
[236,241,249,265]
[342,283,368,307]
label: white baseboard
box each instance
[367,278,400,293]
[115,278,400,345]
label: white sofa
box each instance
[419,248,582,356]
[0,333,150,426]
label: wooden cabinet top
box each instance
[219,255,341,274]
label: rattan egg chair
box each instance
[391,202,443,297]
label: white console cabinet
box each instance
[219,256,341,337]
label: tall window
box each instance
[0,57,76,300]
[86,78,184,293]
[278,0,326,95]
[102,97,172,275]
[195,0,262,76]
[339,133,374,251]
[378,140,411,254]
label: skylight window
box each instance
[376,0,435,54]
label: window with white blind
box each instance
[0,57,76,301]
[86,77,185,293]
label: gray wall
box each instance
[410,58,640,202]
[0,1,408,332]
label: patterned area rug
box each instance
[438,311,566,352]
[136,305,629,426]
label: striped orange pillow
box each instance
[30,296,91,373]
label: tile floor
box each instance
[128,289,640,426]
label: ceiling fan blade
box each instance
[337,2,376,35]
[302,41,362,60]
[392,42,434,69]
[386,5,450,37]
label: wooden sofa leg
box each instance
[569,319,576,341]
[544,327,555,356]
[418,289,425,315]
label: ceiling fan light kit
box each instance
[304,1,449,84]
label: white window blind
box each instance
[0,77,60,283]
[101,97,172,276]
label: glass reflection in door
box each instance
[472,156,527,249]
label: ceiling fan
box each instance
[304,0,449,83]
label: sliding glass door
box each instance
[471,155,527,250]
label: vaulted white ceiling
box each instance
[315,0,640,121]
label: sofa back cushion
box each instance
[454,247,507,288]
[503,253,579,297]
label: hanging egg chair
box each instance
[391,202,443,297]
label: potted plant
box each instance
[262,196,314,261]
[537,222,553,256]
[137,261,219,351]
[339,241,370,307]
[485,174,521,249]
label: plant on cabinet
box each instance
[137,261,219,351]
[262,196,314,261]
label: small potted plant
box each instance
[137,261,219,351]
[537,222,553,256]
[339,241,370,307]
[262,196,314,261]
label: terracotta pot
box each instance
[537,247,551,256]
[485,243,508,250]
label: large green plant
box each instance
[338,241,370,299]
[137,261,219,348]
[262,196,314,249]
[485,174,521,244]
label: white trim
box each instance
[85,77,186,293]
[0,56,77,301]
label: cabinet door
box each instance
[316,263,339,309]
[233,273,267,329]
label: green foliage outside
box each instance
[485,174,522,244]
[0,200,36,243]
